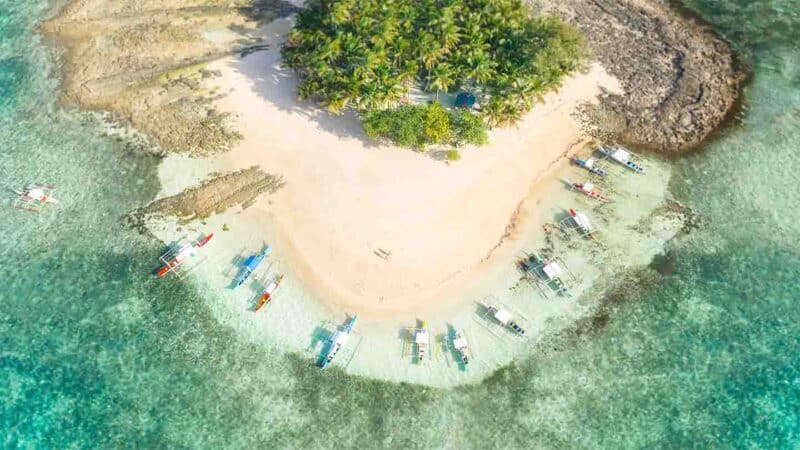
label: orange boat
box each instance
[255,274,284,312]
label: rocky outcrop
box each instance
[533,0,745,153]
[41,0,298,156]
[131,167,285,225]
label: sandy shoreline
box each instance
[192,17,620,317]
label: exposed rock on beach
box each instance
[533,0,745,152]
[41,0,297,156]
[130,167,285,226]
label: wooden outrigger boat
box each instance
[451,331,469,368]
[12,183,58,212]
[155,233,214,278]
[254,273,284,312]
[572,157,608,177]
[480,302,526,336]
[320,315,358,369]
[232,245,271,289]
[564,208,593,239]
[572,181,611,203]
[414,321,430,363]
[599,146,645,174]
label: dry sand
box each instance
[195,17,621,317]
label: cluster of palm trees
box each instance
[282,0,585,129]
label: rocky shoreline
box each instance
[533,0,745,153]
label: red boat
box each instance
[255,274,284,312]
[155,233,214,278]
[572,182,611,203]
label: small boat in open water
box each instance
[599,146,645,174]
[320,315,357,369]
[572,157,608,177]
[12,183,58,212]
[232,245,271,289]
[254,274,284,312]
[155,233,214,278]
[572,181,611,203]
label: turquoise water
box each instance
[2,0,799,447]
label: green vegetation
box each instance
[446,149,461,161]
[282,0,585,148]
[362,102,488,150]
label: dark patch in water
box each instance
[0,57,25,113]
[650,252,676,275]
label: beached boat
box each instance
[482,303,525,336]
[232,245,271,289]
[415,321,429,362]
[254,273,284,312]
[572,181,611,203]
[155,233,214,278]
[599,146,645,174]
[452,331,469,367]
[569,208,593,238]
[12,183,58,212]
[320,315,358,369]
[572,157,608,177]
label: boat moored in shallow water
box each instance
[481,303,525,336]
[12,183,58,212]
[452,331,469,367]
[599,146,645,174]
[572,157,608,177]
[568,208,593,238]
[155,233,214,278]
[414,321,429,363]
[572,181,611,203]
[254,273,284,312]
[320,315,358,369]
[232,245,271,289]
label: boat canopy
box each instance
[575,212,591,229]
[612,148,631,162]
[584,158,596,168]
[415,330,429,344]
[494,308,512,324]
[543,262,564,280]
[583,182,595,191]
[453,336,468,350]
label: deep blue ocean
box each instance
[1,0,798,447]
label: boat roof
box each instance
[453,336,468,349]
[575,213,590,227]
[583,182,595,191]
[612,148,631,161]
[415,330,429,343]
[584,158,595,167]
[494,309,511,324]
[543,262,564,279]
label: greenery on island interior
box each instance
[362,102,488,149]
[282,0,585,147]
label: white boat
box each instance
[320,316,357,369]
[570,208,592,237]
[12,183,58,212]
[599,146,645,174]
[415,321,429,362]
[452,332,469,367]
[483,303,525,336]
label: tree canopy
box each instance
[282,0,586,127]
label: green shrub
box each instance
[361,102,487,149]
[446,150,461,161]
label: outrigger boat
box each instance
[572,157,608,177]
[12,183,58,212]
[414,321,430,363]
[155,233,214,278]
[572,181,611,203]
[452,331,469,367]
[568,208,593,238]
[481,302,525,336]
[599,146,645,174]
[232,245,271,289]
[254,273,284,312]
[519,251,576,297]
[320,315,357,369]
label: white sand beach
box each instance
[198,17,621,317]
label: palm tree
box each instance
[427,64,455,97]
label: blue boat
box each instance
[572,157,608,177]
[598,146,645,174]
[232,245,271,289]
[320,315,357,369]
